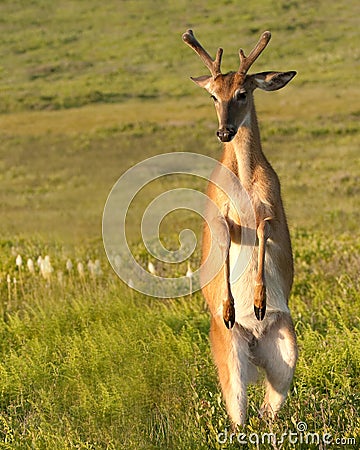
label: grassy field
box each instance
[0,0,359,448]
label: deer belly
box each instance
[229,239,290,329]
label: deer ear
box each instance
[190,75,212,89]
[251,71,296,91]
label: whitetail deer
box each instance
[182,29,298,426]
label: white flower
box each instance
[16,254,23,267]
[77,262,85,277]
[186,262,193,278]
[66,259,73,272]
[27,258,35,274]
[40,255,53,280]
[37,256,43,267]
[87,259,95,276]
[88,259,103,278]
[148,261,156,275]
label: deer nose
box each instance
[216,127,236,142]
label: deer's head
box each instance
[182,30,296,143]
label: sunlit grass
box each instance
[0,0,359,448]
[0,233,359,449]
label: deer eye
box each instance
[236,91,247,101]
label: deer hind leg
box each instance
[210,318,253,426]
[254,218,271,321]
[254,314,298,418]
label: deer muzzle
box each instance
[216,126,236,143]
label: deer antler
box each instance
[238,31,271,75]
[182,29,223,78]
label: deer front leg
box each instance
[210,203,235,329]
[254,218,271,321]
[223,245,235,329]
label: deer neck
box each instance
[224,108,266,189]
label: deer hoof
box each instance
[254,304,266,321]
[254,284,266,321]
[223,303,235,329]
[224,318,234,329]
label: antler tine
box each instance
[182,29,223,78]
[238,31,271,75]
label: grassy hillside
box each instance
[0,0,359,448]
[0,0,358,112]
[0,0,359,241]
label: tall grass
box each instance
[0,233,359,449]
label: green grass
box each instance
[0,0,359,448]
[0,0,358,113]
[0,234,359,449]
